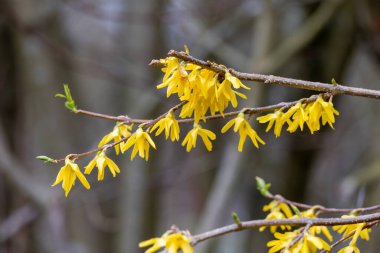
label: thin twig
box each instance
[269,193,380,214]
[284,223,312,251]
[52,95,324,163]
[53,102,186,163]
[159,50,380,100]
[190,212,380,245]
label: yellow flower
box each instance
[150,112,180,141]
[139,233,193,253]
[181,124,216,152]
[337,245,360,253]
[98,123,132,155]
[121,128,156,161]
[299,232,331,252]
[217,72,249,108]
[283,102,308,133]
[306,96,339,134]
[268,229,331,253]
[294,209,333,242]
[165,233,193,253]
[52,158,90,197]
[139,237,166,253]
[335,222,367,253]
[260,201,293,233]
[157,57,190,98]
[221,113,265,151]
[267,230,300,253]
[179,69,218,123]
[84,152,120,181]
[257,110,289,138]
[333,216,371,241]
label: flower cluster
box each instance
[139,230,193,253]
[258,96,339,137]
[267,229,331,253]
[334,215,371,253]
[49,53,340,198]
[158,57,250,123]
[261,200,372,253]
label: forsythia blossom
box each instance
[306,96,339,134]
[260,200,294,233]
[121,128,156,161]
[182,123,216,152]
[157,56,250,123]
[84,152,120,181]
[267,230,331,253]
[98,123,132,154]
[283,102,308,133]
[221,112,265,151]
[139,232,193,253]
[333,215,371,241]
[150,111,180,141]
[294,209,332,242]
[52,158,90,197]
[335,220,369,253]
[257,110,289,138]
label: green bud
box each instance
[291,205,301,216]
[56,84,77,112]
[36,155,55,163]
[256,177,271,197]
[231,212,242,226]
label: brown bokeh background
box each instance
[1,0,380,252]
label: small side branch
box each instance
[191,212,380,245]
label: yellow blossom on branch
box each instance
[157,57,190,98]
[333,216,371,241]
[260,200,293,233]
[306,96,339,133]
[52,158,90,197]
[283,102,308,133]
[84,152,120,181]
[221,113,265,151]
[267,230,300,253]
[98,123,132,155]
[337,245,360,253]
[257,110,289,138]
[121,128,156,161]
[182,124,216,152]
[150,111,180,141]
[139,232,193,253]
[293,209,333,242]
[216,71,249,108]
[268,229,331,253]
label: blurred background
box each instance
[1,0,380,252]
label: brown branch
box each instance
[269,193,380,214]
[190,213,380,246]
[52,95,325,163]
[53,102,186,163]
[285,223,312,251]
[74,92,326,124]
[161,50,380,100]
